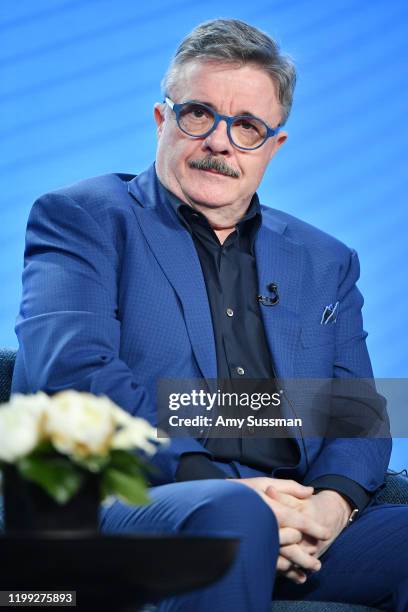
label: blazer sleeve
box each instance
[14,192,213,484]
[303,248,392,494]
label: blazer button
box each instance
[236,366,245,376]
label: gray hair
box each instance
[161,18,296,125]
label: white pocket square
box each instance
[320,301,339,325]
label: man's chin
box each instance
[181,172,240,206]
[182,184,237,208]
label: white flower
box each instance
[110,405,168,454]
[0,393,50,462]
[44,391,116,458]
[0,390,167,464]
[8,391,52,414]
[111,416,160,455]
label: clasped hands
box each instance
[232,477,352,584]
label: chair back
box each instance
[0,348,17,403]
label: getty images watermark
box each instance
[157,378,398,439]
[157,380,303,438]
[167,388,301,431]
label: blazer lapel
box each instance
[254,212,304,380]
[255,212,305,460]
[127,166,217,381]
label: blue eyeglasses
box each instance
[165,97,280,151]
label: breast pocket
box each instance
[301,323,336,348]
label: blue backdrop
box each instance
[1,0,407,469]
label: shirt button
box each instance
[226,308,234,317]
[236,366,245,376]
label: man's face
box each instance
[154,60,288,212]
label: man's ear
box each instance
[154,103,166,138]
[269,130,288,160]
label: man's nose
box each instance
[202,119,233,154]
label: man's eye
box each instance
[189,105,212,119]
[182,105,210,120]
[239,120,258,132]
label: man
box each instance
[12,18,408,611]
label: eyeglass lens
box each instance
[178,103,267,149]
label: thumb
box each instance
[265,486,301,509]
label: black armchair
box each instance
[0,348,15,403]
[1,348,407,612]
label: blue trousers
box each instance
[99,463,408,612]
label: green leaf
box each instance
[16,456,84,504]
[109,450,145,476]
[29,440,55,456]
[72,454,110,473]
[108,449,160,483]
[102,467,150,506]
[139,460,160,478]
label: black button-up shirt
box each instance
[158,179,371,513]
[163,184,299,471]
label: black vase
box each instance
[2,465,100,535]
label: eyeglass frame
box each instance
[164,96,281,151]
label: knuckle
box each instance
[278,558,291,571]
[287,527,299,540]
[293,529,302,543]
[305,556,316,568]
[280,544,293,556]
[298,515,307,530]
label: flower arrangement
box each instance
[0,391,167,505]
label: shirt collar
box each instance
[156,175,262,248]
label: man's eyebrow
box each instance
[186,99,217,108]
[185,99,261,118]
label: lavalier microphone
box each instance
[257,282,279,306]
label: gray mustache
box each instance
[189,157,240,178]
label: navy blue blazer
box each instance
[12,164,391,490]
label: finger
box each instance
[271,479,314,499]
[302,543,318,554]
[258,490,280,513]
[279,527,302,546]
[279,544,322,572]
[268,492,332,541]
[283,507,331,541]
[258,493,331,542]
[276,554,292,572]
[291,542,319,556]
[258,494,330,541]
[298,534,319,554]
[285,568,308,584]
[266,487,301,509]
[277,563,309,585]
[278,530,321,570]
[292,539,318,555]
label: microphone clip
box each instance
[257,283,279,307]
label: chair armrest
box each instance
[375,471,408,505]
